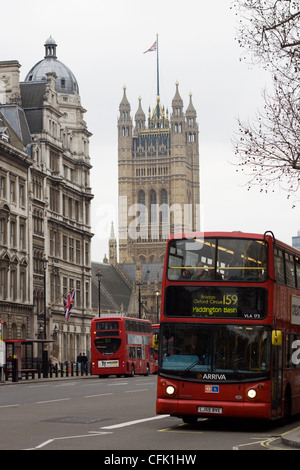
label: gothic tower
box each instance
[118,82,200,264]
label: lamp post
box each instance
[136,281,141,319]
[42,254,48,339]
[41,253,48,378]
[96,270,102,317]
[155,289,160,323]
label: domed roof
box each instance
[24,37,79,94]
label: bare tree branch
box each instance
[232,0,300,201]
[232,78,300,194]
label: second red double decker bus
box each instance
[156,231,300,423]
[91,315,154,377]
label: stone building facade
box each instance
[0,38,94,363]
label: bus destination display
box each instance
[192,292,238,316]
[165,286,267,319]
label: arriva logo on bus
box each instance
[199,373,227,381]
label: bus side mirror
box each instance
[272,330,282,346]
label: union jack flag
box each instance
[143,40,157,54]
[64,289,75,321]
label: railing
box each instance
[4,361,91,382]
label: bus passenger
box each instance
[192,262,208,280]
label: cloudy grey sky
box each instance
[3,0,299,261]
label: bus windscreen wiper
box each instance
[179,357,200,376]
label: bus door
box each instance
[271,330,283,419]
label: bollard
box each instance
[12,357,18,382]
[42,350,48,379]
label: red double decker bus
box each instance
[156,231,300,423]
[91,315,154,377]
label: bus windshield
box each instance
[160,323,270,381]
[94,337,122,355]
[167,237,268,282]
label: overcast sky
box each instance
[3,0,300,261]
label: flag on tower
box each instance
[143,35,160,96]
[64,289,75,321]
[143,40,157,54]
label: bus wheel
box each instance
[182,415,198,424]
[144,364,150,376]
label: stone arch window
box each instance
[161,189,168,205]
[138,190,147,229]
[149,190,157,223]
[138,190,145,206]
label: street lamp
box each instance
[41,253,48,378]
[96,270,102,317]
[53,325,58,337]
[41,254,48,339]
[136,281,141,319]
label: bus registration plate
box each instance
[98,360,119,368]
[198,407,222,414]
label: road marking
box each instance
[101,414,169,429]
[36,398,71,404]
[106,382,128,386]
[124,389,149,393]
[54,382,76,387]
[0,404,20,408]
[84,393,113,398]
[233,439,271,450]
[25,431,113,450]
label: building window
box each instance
[10,221,16,247]
[85,242,89,266]
[10,270,16,300]
[0,268,7,299]
[150,190,157,223]
[10,180,16,203]
[69,237,74,262]
[63,276,68,295]
[63,235,67,260]
[85,281,89,308]
[76,240,81,264]
[20,271,26,303]
[0,175,6,199]
[50,187,60,213]
[19,183,25,207]
[0,218,7,245]
[76,280,81,307]
[19,222,26,250]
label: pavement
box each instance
[280,426,300,449]
[1,373,300,449]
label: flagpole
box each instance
[156,33,159,97]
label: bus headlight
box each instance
[247,388,257,399]
[166,385,175,396]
